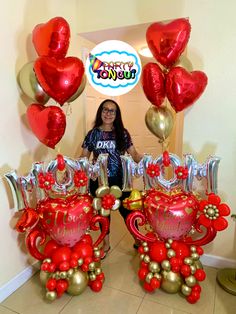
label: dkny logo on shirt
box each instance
[96,140,116,150]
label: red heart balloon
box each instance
[146,18,191,68]
[144,189,199,240]
[32,17,70,59]
[27,103,66,148]
[34,56,84,105]
[142,63,165,107]
[38,194,93,247]
[166,66,208,112]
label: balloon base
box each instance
[216,268,236,295]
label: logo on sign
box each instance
[85,40,142,96]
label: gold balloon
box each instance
[145,106,174,142]
[39,270,50,286]
[161,270,183,293]
[18,61,50,104]
[181,284,192,296]
[67,269,89,296]
[123,189,142,210]
[67,75,87,102]
[46,291,57,301]
[185,275,197,287]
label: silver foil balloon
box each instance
[4,161,44,211]
[121,155,144,191]
[183,154,220,194]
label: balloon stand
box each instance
[5,154,125,301]
[125,179,231,304]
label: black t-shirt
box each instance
[82,127,133,177]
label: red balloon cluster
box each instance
[19,17,86,148]
[142,18,208,113]
[137,236,206,304]
[40,234,105,299]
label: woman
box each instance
[81,99,142,257]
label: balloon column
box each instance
[5,154,123,301]
[122,151,231,304]
[142,18,208,143]
[124,18,229,304]
[18,17,86,148]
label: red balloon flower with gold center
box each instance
[198,193,230,231]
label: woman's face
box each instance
[101,101,117,125]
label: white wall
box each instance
[0,0,85,288]
[77,0,236,261]
[1,0,236,294]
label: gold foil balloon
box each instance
[39,270,50,286]
[67,74,87,102]
[145,106,174,142]
[18,61,50,104]
[161,270,183,293]
[46,291,57,301]
[67,269,89,295]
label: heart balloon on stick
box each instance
[145,106,174,142]
[34,57,84,105]
[32,17,70,59]
[166,66,208,112]
[142,63,165,107]
[146,18,191,68]
[27,103,66,148]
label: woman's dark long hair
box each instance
[93,99,126,152]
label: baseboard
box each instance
[0,262,40,303]
[201,254,236,269]
[0,254,236,303]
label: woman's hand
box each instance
[127,145,143,163]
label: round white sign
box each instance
[85,40,142,96]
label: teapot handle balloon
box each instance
[89,215,109,248]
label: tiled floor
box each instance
[1,211,236,314]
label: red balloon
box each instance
[15,207,39,233]
[166,66,208,112]
[143,282,155,292]
[194,269,206,281]
[27,103,66,148]
[146,18,191,68]
[149,242,167,262]
[38,195,93,247]
[142,63,165,107]
[90,280,103,292]
[32,17,70,59]
[73,243,93,259]
[138,268,149,280]
[175,242,190,259]
[56,279,69,296]
[34,56,84,105]
[51,247,72,266]
[46,278,57,291]
[44,239,60,257]
[144,189,199,240]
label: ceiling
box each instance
[79,22,155,61]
